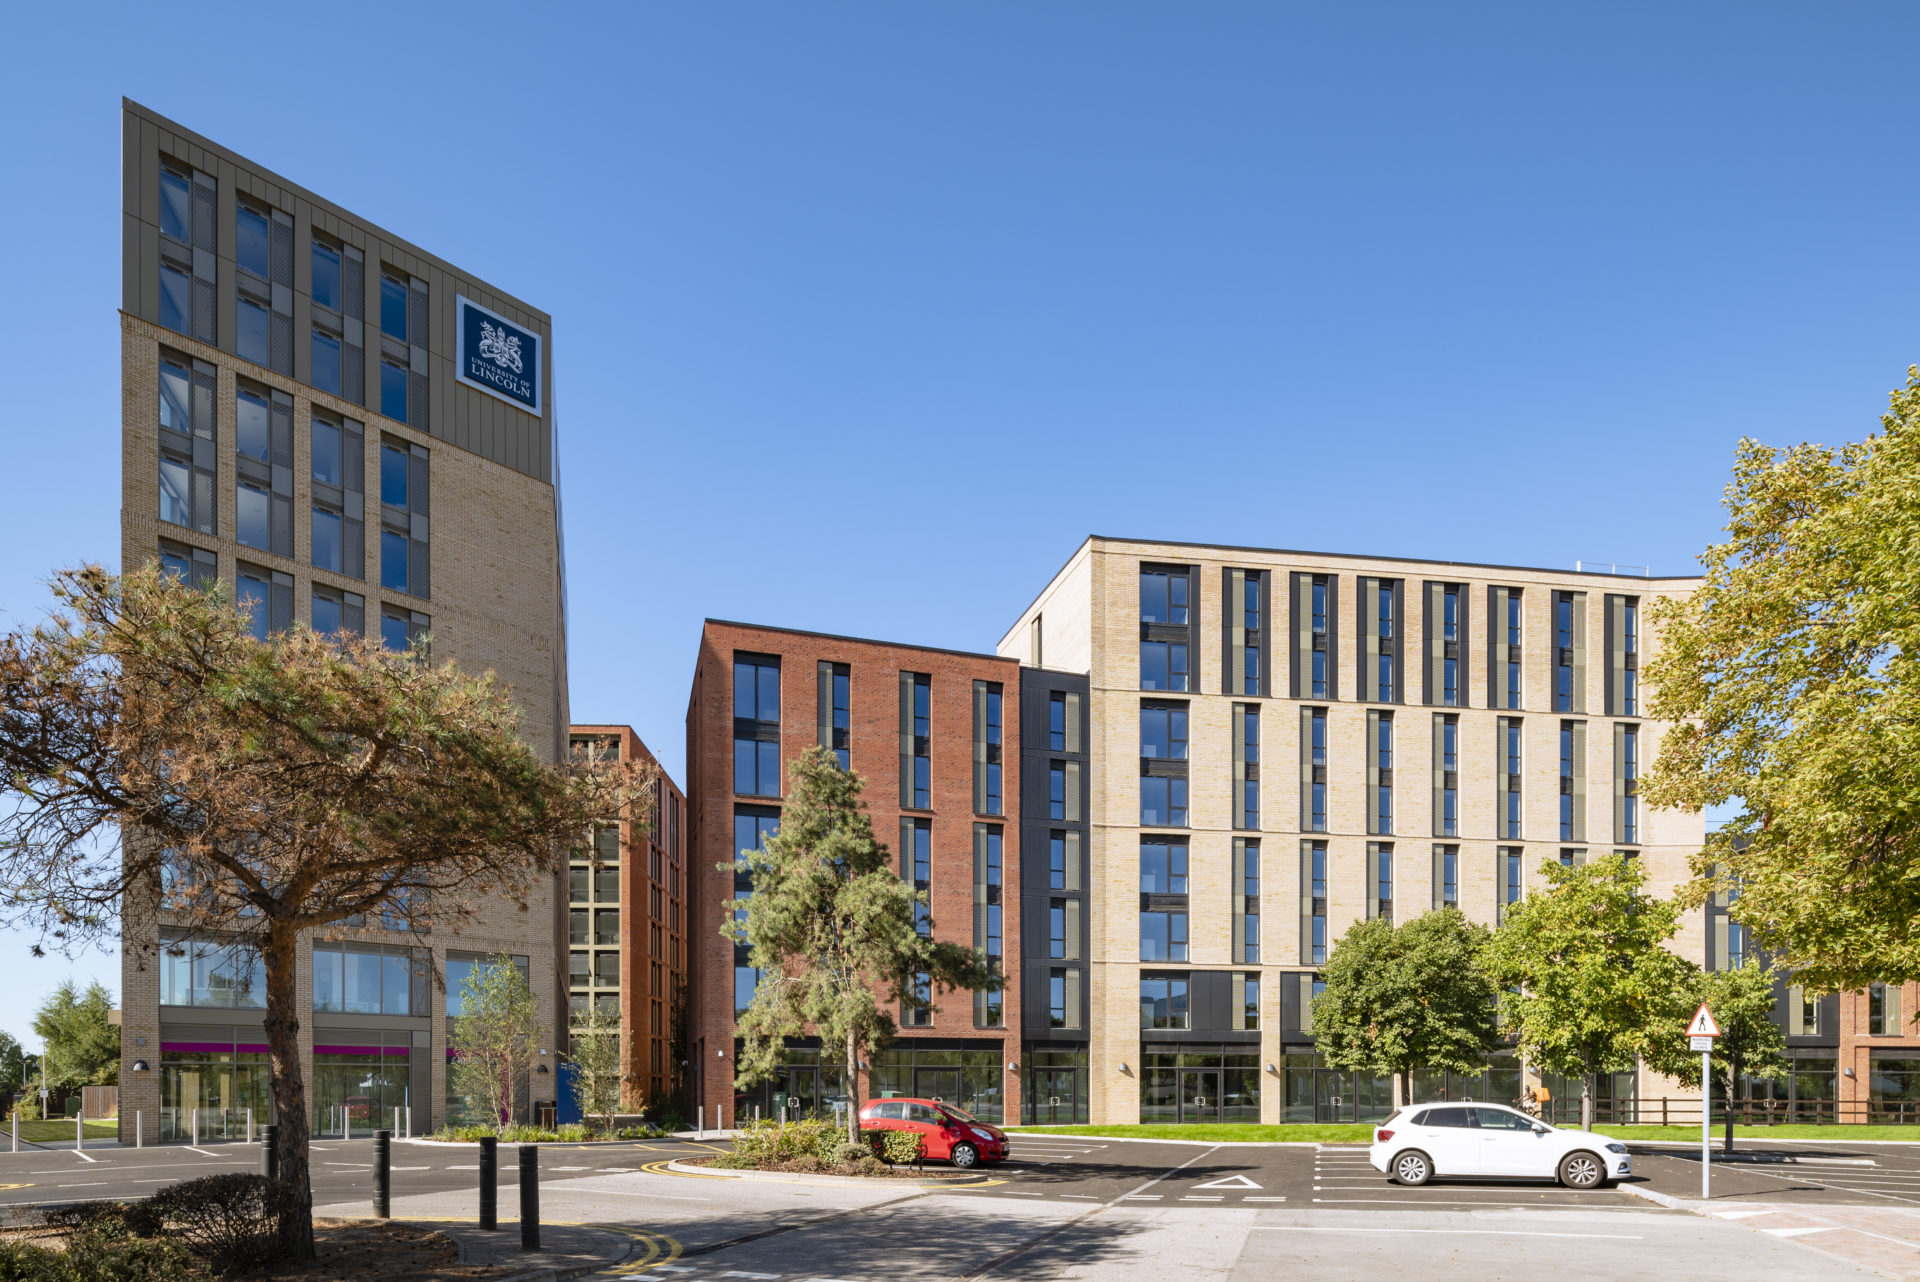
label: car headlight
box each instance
[971,1127,997,1143]
[1605,1143,1627,1154]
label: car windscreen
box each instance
[941,1104,980,1123]
[1472,1108,1537,1131]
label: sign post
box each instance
[1687,1003,1722,1199]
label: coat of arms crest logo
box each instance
[476,320,524,374]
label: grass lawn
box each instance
[11,1119,118,1143]
[1012,1122,1920,1145]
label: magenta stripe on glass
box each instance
[313,1045,410,1057]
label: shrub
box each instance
[41,1200,162,1239]
[146,1173,290,1277]
[0,1233,191,1281]
[878,1129,924,1167]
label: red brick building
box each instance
[568,725,687,1112]
[685,621,1022,1128]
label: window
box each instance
[1302,840,1328,964]
[1234,704,1260,829]
[1049,691,1066,750]
[1048,968,1081,1029]
[1359,577,1400,702]
[903,972,932,1028]
[1607,594,1640,716]
[734,966,761,1018]
[311,584,364,639]
[1049,762,1066,819]
[1507,590,1523,708]
[157,354,215,534]
[158,161,213,344]
[444,952,531,1017]
[1300,707,1328,832]
[1554,591,1586,712]
[1614,723,1639,845]
[1140,703,1187,759]
[235,564,291,640]
[1368,842,1394,922]
[1368,710,1394,835]
[974,823,1004,1027]
[234,383,292,557]
[310,233,363,403]
[1048,830,1081,891]
[900,672,931,808]
[1708,874,1746,971]
[381,358,408,421]
[1870,984,1901,1036]
[1497,716,1523,839]
[158,540,216,591]
[1140,765,1187,828]
[733,654,781,796]
[1425,582,1464,706]
[899,817,931,888]
[237,202,270,278]
[1433,714,1458,837]
[310,412,364,579]
[1140,566,1191,691]
[381,273,408,340]
[312,941,425,1016]
[1787,985,1821,1037]
[312,239,341,310]
[378,440,429,598]
[1498,847,1523,924]
[817,661,850,769]
[1135,840,1185,983]
[1433,844,1458,910]
[235,199,292,375]
[1140,975,1190,1029]
[973,681,1003,815]
[1233,838,1260,964]
[1489,586,1523,710]
[1141,839,1189,894]
[158,931,265,1008]
[1140,908,1188,962]
[380,607,428,657]
[1560,721,1586,841]
[1226,569,1265,696]
[159,163,192,242]
[1292,573,1336,699]
[1234,972,1260,1031]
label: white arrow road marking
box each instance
[1192,1173,1262,1190]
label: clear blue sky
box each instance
[0,2,1914,1036]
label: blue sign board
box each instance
[455,295,541,415]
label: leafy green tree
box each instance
[1644,374,1920,992]
[449,961,542,1131]
[726,746,997,1144]
[1653,962,1788,1154]
[1312,908,1501,1109]
[1483,855,1698,1130]
[0,1032,26,1101]
[566,1000,625,1135]
[31,981,118,1090]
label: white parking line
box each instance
[1256,1227,1644,1240]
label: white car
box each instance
[1367,1103,1632,1189]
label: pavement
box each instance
[4,1132,1920,1278]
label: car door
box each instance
[864,1100,904,1135]
[904,1103,951,1159]
[1471,1106,1552,1175]
[1413,1106,1479,1174]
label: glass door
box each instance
[917,1069,961,1107]
[1179,1069,1220,1123]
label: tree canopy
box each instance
[449,960,542,1131]
[1482,855,1697,1129]
[0,566,648,1254]
[727,746,995,1142]
[1645,372,1920,993]
[1654,961,1787,1152]
[1312,908,1500,1109]
[31,980,118,1091]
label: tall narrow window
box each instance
[973,824,1004,1027]
[1301,840,1328,964]
[1614,722,1640,845]
[1489,586,1523,710]
[1292,573,1335,699]
[1233,704,1260,830]
[378,440,430,598]
[1560,721,1587,841]
[1708,874,1746,972]
[817,661,850,769]
[1049,761,1067,820]
[1359,577,1402,702]
[1870,983,1899,1036]
[234,382,292,558]
[1432,844,1458,911]
[1606,595,1640,716]
[235,198,293,375]
[899,817,932,891]
[1367,710,1394,835]
[234,564,292,640]
[377,270,427,425]
[1049,968,1081,1029]
[1140,839,1189,962]
[1140,702,1188,827]
[1553,591,1587,712]
[1432,714,1458,838]
[1140,566,1192,692]
[1225,569,1265,696]
[900,672,931,808]
[1232,837,1260,964]
[157,353,216,535]
[1496,716,1523,839]
[1425,582,1464,706]
[733,654,781,797]
[973,680,1003,815]
[1498,847,1523,925]
[1367,843,1393,922]
[310,412,365,579]
[1300,707,1328,832]
[158,160,215,345]
[1048,830,1081,891]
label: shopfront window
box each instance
[158,1047,271,1141]
[313,1047,411,1137]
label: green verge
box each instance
[14,1119,118,1143]
[1012,1122,1920,1144]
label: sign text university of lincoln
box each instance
[465,354,533,401]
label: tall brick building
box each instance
[686,622,1023,1128]
[116,101,569,1138]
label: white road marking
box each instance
[1122,1194,1162,1200]
[721,1272,781,1279]
[1713,1210,1773,1219]
[58,1182,107,1188]
[1256,1227,1643,1240]
[1764,1227,1838,1238]
[1181,1196,1224,1202]
[71,1150,98,1164]
[1059,1194,1098,1200]
[1245,1196,1288,1202]
[1192,1173,1261,1190]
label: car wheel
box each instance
[1559,1151,1606,1190]
[1391,1150,1433,1187]
[951,1142,979,1169]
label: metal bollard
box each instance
[191,1107,199,1146]
[478,1136,498,1231]
[246,1108,253,1144]
[136,1111,142,1149]
[518,1145,539,1251]
[76,1113,83,1152]
[10,1111,15,1153]
[373,1129,391,1219]
[261,1124,279,1181]
[406,1106,412,1140]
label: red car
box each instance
[858,1097,1008,1168]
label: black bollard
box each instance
[373,1129,391,1218]
[260,1124,279,1181]
[478,1136,498,1231]
[518,1145,539,1252]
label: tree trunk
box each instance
[262,921,314,1259]
[1581,1073,1595,1132]
[1724,1051,1739,1155]
[845,1026,860,1146]
[1392,1070,1405,1111]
